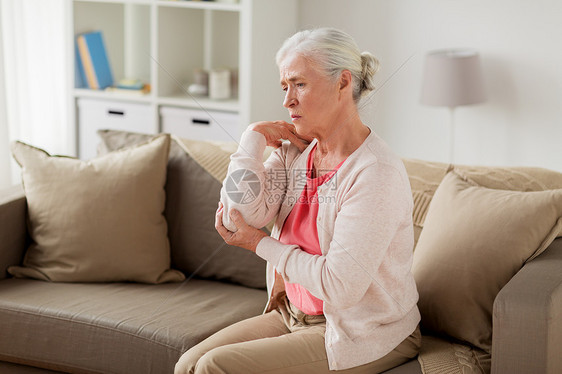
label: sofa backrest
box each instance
[403,158,562,248]
[0,185,28,279]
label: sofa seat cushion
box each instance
[0,278,267,374]
[0,361,63,373]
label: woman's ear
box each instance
[339,70,353,93]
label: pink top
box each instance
[279,144,346,315]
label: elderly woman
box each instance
[175,28,421,374]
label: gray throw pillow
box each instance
[97,129,267,289]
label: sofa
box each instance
[0,129,561,374]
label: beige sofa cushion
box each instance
[412,171,562,352]
[402,158,452,247]
[8,135,184,284]
[403,158,562,248]
[97,130,269,289]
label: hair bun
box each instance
[360,52,380,96]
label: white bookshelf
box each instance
[68,0,298,158]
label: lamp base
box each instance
[448,107,456,164]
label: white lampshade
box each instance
[420,49,486,108]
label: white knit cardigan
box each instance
[220,129,420,370]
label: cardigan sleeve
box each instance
[256,163,413,309]
[220,129,291,232]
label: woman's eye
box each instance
[297,83,305,88]
[282,87,288,92]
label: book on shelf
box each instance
[76,31,114,90]
[105,84,151,96]
[74,44,86,89]
[116,78,146,90]
[105,79,151,96]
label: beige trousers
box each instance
[175,298,421,374]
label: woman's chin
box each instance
[293,123,309,136]
[296,129,316,142]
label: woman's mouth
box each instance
[291,114,301,120]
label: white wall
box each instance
[0,8,13,189]
[299,0,562,172]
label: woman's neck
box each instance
[314,117,371,160]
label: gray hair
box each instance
[276,27,380,104]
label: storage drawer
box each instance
[160,106,239,142]
[78,98,155,160]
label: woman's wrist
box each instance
[248,122,266,135]
[250,230,269,253]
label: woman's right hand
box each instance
[249,121,313,153]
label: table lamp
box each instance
[420,49,486,162]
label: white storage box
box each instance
[160,106,239,142]
[78,98,155,160]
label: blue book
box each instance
[74,44,86,88]
[76,31,114,90]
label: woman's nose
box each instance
[283,89,297,108]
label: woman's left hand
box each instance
[215,202,269,253]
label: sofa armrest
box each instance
[492,237,562,374]
[0,185,27,279]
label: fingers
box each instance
[296,132,314,143]
[270,122,310,152]
[251,120,313,152]
[286,131,310,153]
[228,209,247,229]
[277,120,295,130]
[215,203,246,239]
[274,121,313,148]
[275,121,298,135]
[213,203,266,252]
[214,203,229,238]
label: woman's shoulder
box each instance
[341,133,410,196]
[351,131,405,173]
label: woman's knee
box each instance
[174,345,232,374]
[174,348,203,374]
[194,345,246,374]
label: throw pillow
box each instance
[412,171,562,352]
[97,129,270,289]
[402,159,562,249]
[8,135,185,284]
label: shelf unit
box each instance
[68,0,298,159]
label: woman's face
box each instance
[279,54,340,137]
